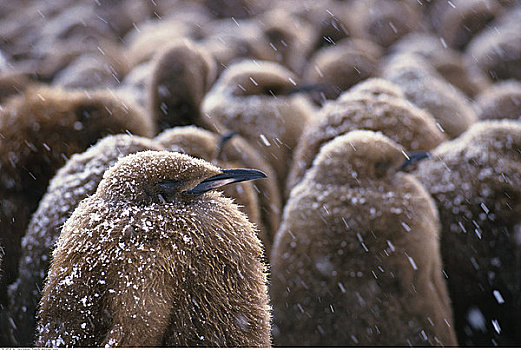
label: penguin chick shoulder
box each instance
[271,130,457,346]
[36,151,271,348]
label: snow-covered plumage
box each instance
[271,130,457,346]
[36,151,271,347]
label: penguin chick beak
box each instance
[184,168,267,195]
[399,151,431,171]
[215,131,238,160]
[287,83,329,95]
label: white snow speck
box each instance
[401,222,411,232]
[467,307,486,331]
[406,254,418,270]
[492,319,501,334]
[259,134,271,146]
[493,290,505,304]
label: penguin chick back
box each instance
[36,151,271,347]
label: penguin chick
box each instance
[414,120,521,346]
[52,54,123,90]
[466,8,521,81]
[155,126,282,258]
[7,135,164,346]
[286,83,446,198]
[346,77,405,100]
[0,71,33,103]
[201,59,315,191]
[302,39,383,103]
[148,39,217,132]
[347,0,422,48]
[389,33,490,97]
[258,8,316,74]
[268,0,352,53]
[381,53,477,138]
[0,87,154,309]
[474,80,521,121]
[429,0,501,50]
[35,151,271,347]
[202,0,269,19]
[199,19,274,75]
[123,18,202,68]
[271,130,457,346]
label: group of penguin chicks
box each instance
[1,0,521,347]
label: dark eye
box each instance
[375,161,390,178]
[154,180,182,203]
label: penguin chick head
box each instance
[223,60,299,97]
[97,150,266,205]
[310,130,408,186]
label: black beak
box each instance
[287,83,329,95]
[216,131,238,159]
[184,168,267,195]
[399,151,431,171]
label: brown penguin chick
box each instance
[285,82,446,198]
[34,38,129,84]
[381,53,477,138]
[389,33,490,97]
[413,120,521,346]
[52,54,123,90]
[35,151,271,347]
[92,0,154,38]
[117,61,153,109]
[148,40,217,132]
[6,135,164,346]
[155,126,282,258]
[271,130,457,346]
[123,18,203,68]
[302,38,383,103]
[0,71,33,103]
[201,60,315,191]
[268,0,353,54]
[347,0,422,48]
[466,7,521,81]
[428,0,502,50]
[199,19,274,75]
[0,87,154,310]
[346,77,405,100]
[258,8,315,75]
[474,80,521,121]
[201,0,271,19]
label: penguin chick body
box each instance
[8,135,163,346]
[465,7,521,81]
[36,151,271,347]
[302,39,383,103]
[347,0,421,48]
[286,82,446,198]
[155,126,281,257]
[429,0,501,50]
[389,33,489,97]
[201,60,315,191]
[148,40,216,132]
[381,53,477,138]
[414,120,521,346]
[474,80,521,121]
[271,130,457,346]
[0,87,154,311]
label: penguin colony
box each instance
[1,0,521,347]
